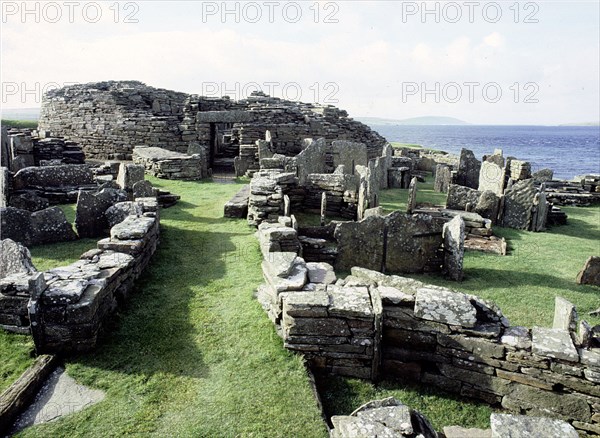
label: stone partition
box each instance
[255,228,600,436]
[0,198,160,353]
[132,146,207,180]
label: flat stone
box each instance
[490,413,578,438]
[110,215,155,240]
[376,286,415,306]
[414,287,477,327]
[43,279,88,305]
[327,285,373,319]
[331,416,397,438]
[264,252,298,278]
[11,367,105,433]
[282,292,330,318]
[444,425,491,438]
[579,348,600,367]
[355,406,413,435]
[306,262,336,284]
[532,327,579,362]
[501,326,531,349]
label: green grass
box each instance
[2,174,599,434]
[12,177,327,437]
[0,332,35,394]
[1,120,38,129]
[320,177,600,431]
[318,375,494,431]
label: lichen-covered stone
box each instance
[491,413,578,438]
[414,287,477,327]
[0,239,36,278]
[576,256,600,286]
[532,327,579,362]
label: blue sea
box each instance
[369,125,600,180]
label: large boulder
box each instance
[456,148,481,189]
[30,207,78,244]
[8,191,50,212]
[13,164,94,190]
[446,184,481,211]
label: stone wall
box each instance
[0,198,160,352]
[258,260,600,436]
[38,82,388,163]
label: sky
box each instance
[1,1,599,125]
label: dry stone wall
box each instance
[0,198,160,352]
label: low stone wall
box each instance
[132,146,207,180]
[330,397,579,438]
[256,224,600,436]
[0,198,160,353]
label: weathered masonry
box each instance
[38,81,387,172]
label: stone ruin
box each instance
[0,195,160,351]
[330,397,579,437]
[37,81,387,178]
[1,126,85,173]
[256,217,600,435]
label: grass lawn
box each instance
[10,177,327,437]
[2,174,598,434]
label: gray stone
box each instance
[406,177,417,213]
[434,164,452,193]
[306,262,336,284]
[75,188,128,238]
[375,286,415,306]
[0,206,34,245]
[474,190,500,222]
[0,166,9,207]
[446,184,481,211]
[532,327,579,362]
[282,292,330,318]
[331,416,398,437]
[335,215,385,272]
[501,179,537,230]
[414,287,477,327]
[11,367,105,433]
[501,326,531,349]
[8,191,50,212]
[264,252,298,278]
[327,285,373,319]
[132,180,155,198]
[295,138,326,185]
[443,216,465,281]
[363,207,384,218]
[384,212,443,274]
[116,163,145,191]
[444,425,491,438]
[30,207,77,244]
[110,215,155,240]
[576,256,600,286]
[479,160,505,196]
[331,140,368,175]
[0,239,36,278]
[355,406,413,435]
[105,201,143,228]
[490,413,578,438]
[533,168,554,183]
[13,165,94,190]
[553,296,577,332]
[456,148,481,189]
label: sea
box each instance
[368,125,600,181]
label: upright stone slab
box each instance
[406,177,418,213]
[443,215,465,281]
[320,192,327,226]
[531,327,579,362]
[0,126,10,168]
[334,215,385,272]
[0,207,34,245]
[456,148,481,189]
[385,212,443,274]
[116,163,145,191]
[553,296,577,332]
[577,256,600,286]
[474,190,500,222]
[75,188,128,238]
[501,179,537,230]
[434,164,452,193]
[0,167,9,208]
[295,138,326,185]
[0,239,36,278]
[531,187,549,232]
[30,207,77,244]
[132,180,155,199]
[446,184,482,211]
[479,160,506,196]
[331,140,368,174]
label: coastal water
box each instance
[368,125,600,180]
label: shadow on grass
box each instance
[60,223,246,381]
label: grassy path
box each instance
[16,178,327,437]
